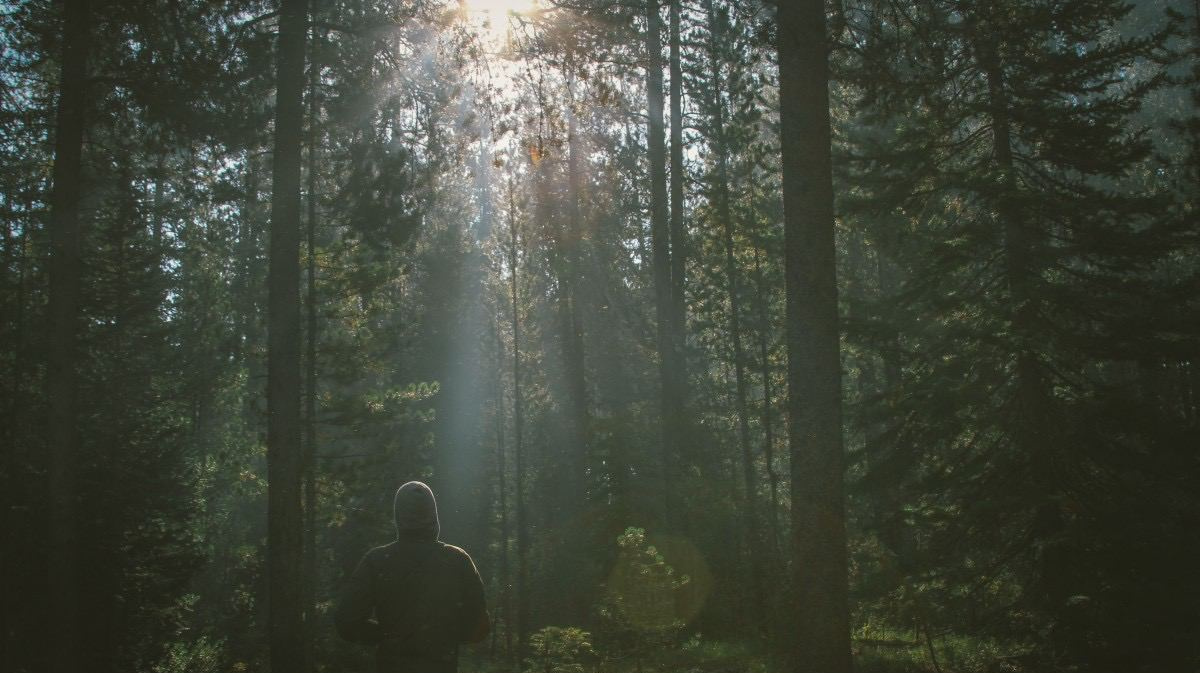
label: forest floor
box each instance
[456,630,1021,673]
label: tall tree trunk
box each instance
[560,59,591,625]
[875,223,903,389]
[979,39,1034,368]
[267,0,307,668]
[722,167,764,636]
[777,1,852,671]
[845,228,883,437]
[302,18,321,673]
[492,315,512,661]
[236,160,260,368]
[563,56,589,518]
[508,173,530,660]
[152,157,166,247]
[975,24,1056,531]
[751,241,782,558]
[3,194,29,673]
[668,0,687,362]
[47,1,90,670]
[706,0,763,629]
[645,0,678,528]
[969,13,1046,429]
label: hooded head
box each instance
[393,481,440,542]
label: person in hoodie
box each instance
[335,481,490,672]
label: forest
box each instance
[2,0,1199,671]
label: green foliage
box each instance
[838,0,1200,669]
[854,623,1025,673]
[595,527,691,665]
[524,626,596,673]
[152,636,225,673]
[2,1,1196,672]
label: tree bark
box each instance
[236,160,260,368]
[974,23,1061,551]
[2,190,30,673]
[268,0,307,669]
[562,56,589,524]
[47,1,90,670]
[751,241,782,559]
[645,0,678,528]
[777,1,852,671]
[492,312,512,661]
[302,16,322,673]
[668,0,687,360]
[508,173,530,660]
[874,222,903,389]
[974,21,1048,462]
[706,0,764,630]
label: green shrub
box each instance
[524,626,596,673]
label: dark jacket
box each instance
[335,482,489,673]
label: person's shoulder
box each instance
[362,542,400,565]
[437,542,471,558]
[437,542,478,567]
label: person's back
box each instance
[336,481,489,673]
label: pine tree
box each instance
[266,0,307,668]
[841,0,1197,667]
[45,1,91,669]
[778,0,853,670]
[644,0,682,529]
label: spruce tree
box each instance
[842,0,1197,667]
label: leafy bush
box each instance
[523,626,595,673]
[152,637,224,673]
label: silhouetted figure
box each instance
[336,481,489,672]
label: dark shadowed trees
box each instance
[669,0,687,373]
[839,0,1198,668]
[644,0,681,528]
[777,1,852,672]
[46,1,91,670]
[2,1,1197,671]
[267,0,307,668]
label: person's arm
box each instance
[459,552,490,644]
[335,550,383,645]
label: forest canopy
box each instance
[2,0,1198,672]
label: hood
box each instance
[393,481,440,542]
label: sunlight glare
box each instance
[458,0,538,51]
[462,0,535,16]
